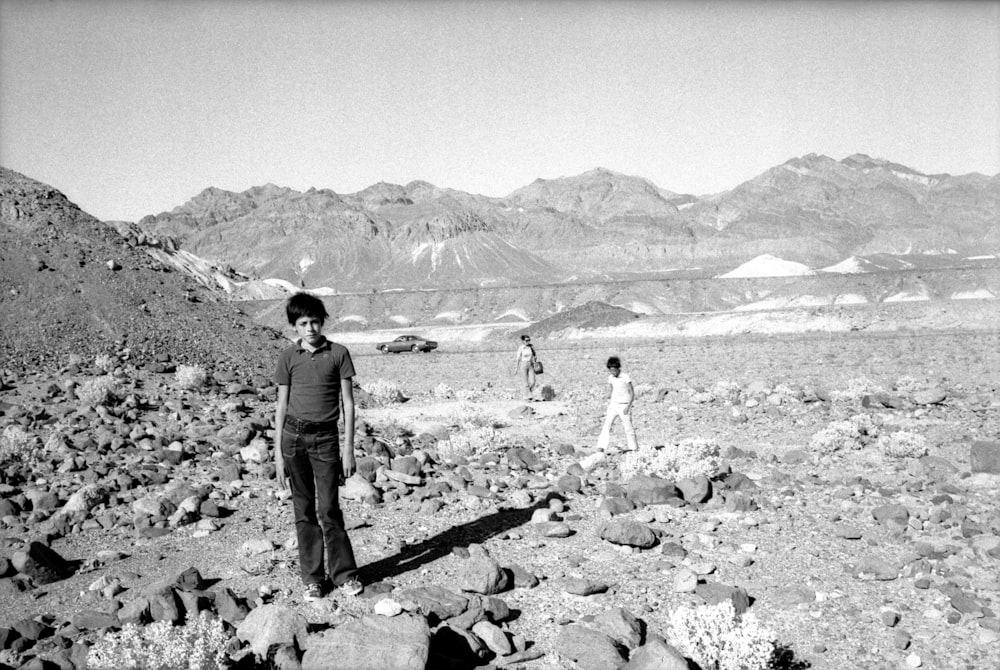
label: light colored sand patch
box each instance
[834,294,869,305]
[821,257,867,273]
[338,314,368,324]
[495,308,531,322]
[884,292,929,303]
[717,254,815,278]
[389,315,413,325]
[433,311,463,322]
[966,255,997,260]
[952,289,996,300]
[734,297,793,312]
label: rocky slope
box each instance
[0,168,283,375]
[135,155,999,291]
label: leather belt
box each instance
[283,416,337,434]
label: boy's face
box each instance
[608,365,621,377]
[294,315,324,346]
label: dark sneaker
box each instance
[303,582,324,602]
[338,578,363,597]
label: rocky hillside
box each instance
[0,168,283,375]
[135,155,999,291]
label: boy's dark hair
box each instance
[286,292,329,325]
[606,356,621,369]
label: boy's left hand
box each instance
[341,450,356,481]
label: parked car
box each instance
[375,335,438,354]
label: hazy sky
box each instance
[1,0,998,222]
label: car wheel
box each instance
[411,344,420,353]
[380,345,389,354]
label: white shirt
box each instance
[608,372,633,403]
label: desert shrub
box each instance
[809,413,880,454]
[362,379,406,404]
[86,611,231,670]
[538,384,556,401]
[667,601,776,670]
[619,438,720,482]
[455,388,479,402]
[438,425,511,462]
[0,425,38,464]
[632,382,656,398]
[76,376,121,408]
[433,383,455,400]
[432,402,503,429]
[175,364,208,391]
[877,430,929,459]
[711,380,742,404]
[93,353,116,372]
[830,375,885,402]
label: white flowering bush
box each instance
[809,413,880,454]
[830,375,885,402]
[619,438,720,482]
[633,382,656,398]
[76,376,122,407]
[86,612,232,670]
[438,424,511,462]
[362,379,406,404]
[667,601,776,670]
[94,353,116,372]
[433,383,455,400]
[175,364,208,391]
[0,425,38,464]
[366,416,410,443]
[877,431,929,459]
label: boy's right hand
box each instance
[275,450,288,491]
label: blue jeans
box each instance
[281,423,358,586]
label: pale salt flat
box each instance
[951,289,996,300]
[883,291,930,303]
[834,293,869,305]
[717,254,815,278]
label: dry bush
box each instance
[432,383,455,400]
[667,601,776,670]
[809,413,879,454]
[877,430,929,459]
[620,438,720,482]
[77,376,122,408]
[86,611,231,670]
[175,364,208,390]
[362,379,406,404]
[0,425,38,464]
[93,353,116,372]
[830,375,885,402]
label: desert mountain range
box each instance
[135,154,1000,292]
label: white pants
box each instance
[596,402,637,451]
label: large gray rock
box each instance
[11,541,73,584]
[237,604,309,659]
[695,582,751,615]
[598,521,657,549]
[675,475,711,503]
[970,441,1000,474]
[590,607,643,649]
[60,484,107,517]
[554,624,627,670]
[397,585,469,621]
[457,544,507,594]
[624,475,679,505]
[623,636,689,670]
[300,614,430,670]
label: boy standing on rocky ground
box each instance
[274,292,363,601]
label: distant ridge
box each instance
[132,154,999,292]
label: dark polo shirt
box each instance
[274,338,356,423]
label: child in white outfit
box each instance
[596,356,638,451]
